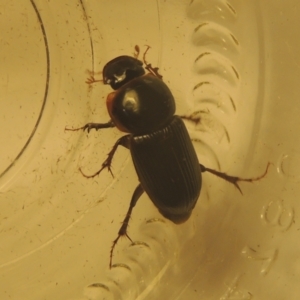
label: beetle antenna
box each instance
[133,45,140,59]
[142,45,151,62]
[142,45,163,79]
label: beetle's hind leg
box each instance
[200,163,270,194]
[110,183,144,268]
[65,120,115,133]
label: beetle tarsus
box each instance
[110,184,144,268]
[200,163,270,194]
[79,135,131,179]
[65,121,115,133]
[86,76,103,85]
[79,164,113,179]
[179,112,202,125]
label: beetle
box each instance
[66,46,269,268]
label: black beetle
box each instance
[66,46,269,268]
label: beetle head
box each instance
[102,56,145,90]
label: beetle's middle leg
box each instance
[179,112,201,126]
[79,135,131,179]
[200,163,270,194]
[110,183,144,268]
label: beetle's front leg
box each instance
[80,135,131,179]
[65,120,115,133]
[85,76,102,85]
[85,70,103,85]
[110,183,144,268]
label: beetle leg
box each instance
[110,183,144,268]
[65,120,115,133]
[85,70,103,85]
[80,135,131,179]
[179,112,201,125]
[85,76,103,85]
[200,163,270,194]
